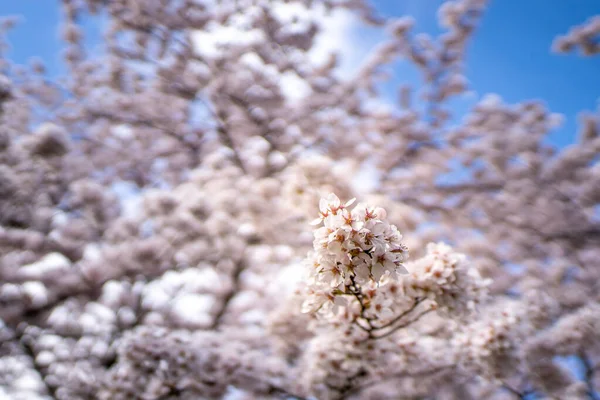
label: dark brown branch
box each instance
[371,297,424,331]
[14,328,58,399]
[371,307,434,340]
[500,382,536,400]
[266,383,309,400]
[210,259,246,330]
[580,352,600,400]
[355,364,455,393]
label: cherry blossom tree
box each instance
[0,0,599,399]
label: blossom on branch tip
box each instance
[404,242,491,316]
[303,193,409,318]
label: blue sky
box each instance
[1,0,599,147]
[1,1,62,70]
[372,0,600,146]
[0,0,102,75]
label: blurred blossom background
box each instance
[0,0,599,399]
[4,0,600,146]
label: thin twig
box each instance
[371,307,435,340]
[371,297,424,331]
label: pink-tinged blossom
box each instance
[305,194,408,293]
[0,1,598,399]
[404,242,491,316]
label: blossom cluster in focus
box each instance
[303,194,409,316]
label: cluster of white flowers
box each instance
[301,329,377,400]
[0,0,598,397]
[301,194,492,330]
[404,242,491,316]
[527,302,600,356]
[302,193,409,317]
[359,276,408,322]
[454,304,525,379]
[281,155,356,223]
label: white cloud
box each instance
[270,1,367,78]
[191,22,265,58]
[309,7,364,78]
[191,1,376,86]
[111,180,142,218]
